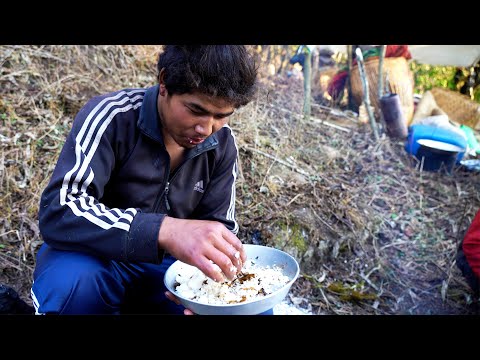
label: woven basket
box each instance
[350,56,414,124]
[430,87,480,130]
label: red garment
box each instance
[327,70,348,100]
[385,45,411,60]
[463,210,480,278]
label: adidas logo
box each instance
[194,180,204,193]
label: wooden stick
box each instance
[311,103,359,123]
[310,117,351,132]
[303,48,312,120]
[378,45,386,99]
[377,45,388,132]
[270,104,351,132]
[347,45,354,111]
[355,48,379,140]
[241,145,311,177]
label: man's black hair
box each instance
[157,45,258,108]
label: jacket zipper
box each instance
[152,174,169,213]
[164,181,170,211]
[152,139,218,214]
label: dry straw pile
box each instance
[1,45,479,314]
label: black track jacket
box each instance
[38,85,239,264]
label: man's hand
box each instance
[165,291,195,315]
[158,217,246,282]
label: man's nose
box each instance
[194,116,214,136]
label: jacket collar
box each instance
[138,84,219,153]
[138,85,164,144]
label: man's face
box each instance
[158,87,235,149]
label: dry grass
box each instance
[0,45,160,298]
[234,74,480,315]
[1,45,479,314]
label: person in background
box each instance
[31,45,265,315]
[327,45,411,106]
[457,209,480,298]
[288,45,336,73]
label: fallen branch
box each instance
[310,205,336,233]
[269,104,351,132]
[241,145,311,177]
[310,117,351,133]
[311,103,359,123]
[0,252,28,272]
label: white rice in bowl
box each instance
[174,258,291,305]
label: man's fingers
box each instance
[213,238,243,272]
[192,256,223,283]
[165,291,195,315]
[204,247,239,281]
[220,227,247,264]
[165,291,181,305]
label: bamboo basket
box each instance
[350,56,414,124]
[430,87,480,130]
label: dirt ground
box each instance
[1,45,479,315]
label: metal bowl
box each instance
[163,244,300,315]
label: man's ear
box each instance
[159,68,167,96]
[159,83,167,96]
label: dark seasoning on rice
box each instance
[173,257,290,305]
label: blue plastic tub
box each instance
[405,124,467,162]
[416,139,465,173]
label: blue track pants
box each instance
[31,243,273,315]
